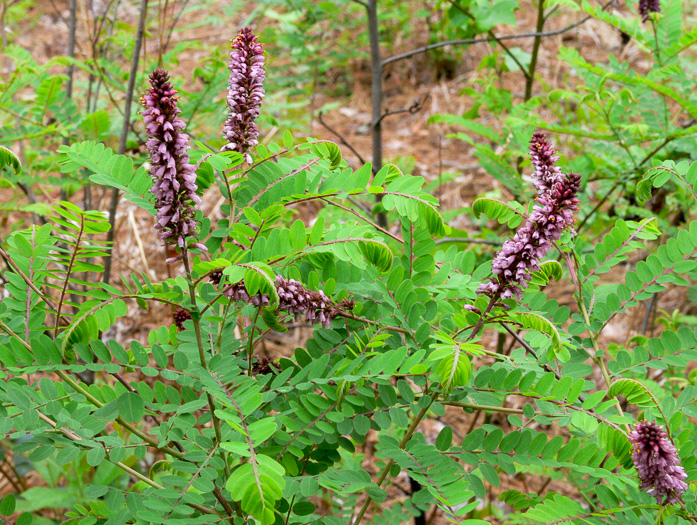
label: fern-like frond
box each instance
[472,197,526,228]
[0,145,21,174]
[42,202,111,329]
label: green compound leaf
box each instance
[380,173,447,236]
[522,493,586,523]
[529,260,563,287]
[358,238,394,272]
[226,454,286,524]
[241,262,280,306]
[472,197,524,228]
[428,341,477,394]
[311,140,342,170]
[58,141,154,214]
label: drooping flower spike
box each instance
[275,275,336,329]
[141,67,206,262]
[629,420,687,504]
[222,27,266,161]
[478,132,580,300]
[210,271,337,329]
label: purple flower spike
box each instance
[141,67,204,261]
[216,275,337,328]
[478,132,580,300]
[639,0,660,22]
[529,131,563,194]
[629,420,687,504]
[222,27,266,161]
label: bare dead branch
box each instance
[383,1,613,67]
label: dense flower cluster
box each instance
[639,0,661,21]
[252,355,274,375]
[223,282,270,307]
[629,421,688,504]
[209,269,224,286]
[141,67,206,262]
[173,308,192,331]
[276,275,336,329]
[222,27,266,161]
[478,132,580,300]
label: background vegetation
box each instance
[1,0,697,523]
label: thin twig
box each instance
[181,253,228,473]
[499,321,589,404]
[0,247,66,326]
[641,292,659,336]
[65,0,77,99]
[161,0,190,54]
[90,0,122,113]
[576,181,620,232]
[322,198,403,243]
[376,94,430,125]
[336,311,409,334]
[317,111,367,165]
[365,0,387,228]
[352,394,437,524]
[36,411,222,517]
[435,237,502,246]
[58,0,77,202]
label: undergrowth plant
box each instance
[1,2,697,525]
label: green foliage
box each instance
[58,142,155,214]
[472,197,525,228]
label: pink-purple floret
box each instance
[142,67,206,263]
[639,0,661,21]
[222,27,266,161]
[477,132,580,300]
[629,420,687,504]
[275,275,336,329]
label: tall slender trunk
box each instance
[366,0,387,227]
[59,0,77,201]
[103,0,149,284]
[524,0,546,101]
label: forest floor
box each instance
[0,0,689,523]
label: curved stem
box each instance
[352,296,497,524]
[181,251,229,479]
[352,393,437,525]
[577,296,630,432]
[247,306,262,374]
